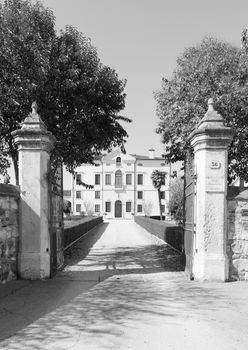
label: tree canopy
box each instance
[155,37,248,182]
[168,178,184,223]
[0,0,130,183]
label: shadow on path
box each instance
[0,272,237,350]
[0,223,109,342]
[1,221,241,350]
[59,221,184,283]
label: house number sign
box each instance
[210,161,221,169]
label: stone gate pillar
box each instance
[188,99,233,281]
[12,103,55,279]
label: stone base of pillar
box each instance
[193,253,229,281]
[18,252,50,279]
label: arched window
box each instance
[116,157,121,166]
[115,170,122,188]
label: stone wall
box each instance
[0,184,20,282]
[227,187,248,281]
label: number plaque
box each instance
[210,161,221,169]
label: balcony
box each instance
[115,183,124,191]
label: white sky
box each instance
[4,0,248,185]
[40,0,248,157]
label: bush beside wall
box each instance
[64,216,103,248]
[134,216,183,252]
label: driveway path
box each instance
[0,220,248,350]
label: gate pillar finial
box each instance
[188,98,233,282]
[208,98,214,110]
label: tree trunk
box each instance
[158,189,162,221]
[240,178,245,189]
[9,142,19,185]
[12,156,19,185]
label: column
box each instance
[188,99,233,281]
[12,103,55,279]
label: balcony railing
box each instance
[115,183,124,190]
[115,182,122,188]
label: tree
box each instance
[143,200,153,217]
[168,178,184,223]
[83,200,94,216]
[0,0,56,181]
[63,200,71,215]
[151,170,166,220]
[40,26,130,176]
[0,0,130,184]
[155,37,248,182]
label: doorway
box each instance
[115,200,122,218]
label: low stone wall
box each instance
[134,216,183,252]
[0,184,20,282]
[64,216,103,248]
[227,187,248,281]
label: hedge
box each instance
[64,216,103,249]
[134,216,183,252]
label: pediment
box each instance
[102,148,135,163]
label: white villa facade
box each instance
[70,148,171,219]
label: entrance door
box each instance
[115,200,122,218]
[183,151,196,279]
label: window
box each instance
[160,163,165,166]
[137,174,143,185]
[126,201,131,212]
[105,201,111,212]
[105,174,111,185]
[137,204,143,213]
[76,174,81,184]
[63,190,71,197]
[116,157,121,166]
[76,191,81,199]
[160,191,165,199]
[138,163,143,166]
[137,191,143,199]
[161,205,165,213]
[95,174,100,185]
[95,204,100,213]
[76,204,81,213]
[115,170,122,187]
[126,174,132,185]
[95,191,100,199]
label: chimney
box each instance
[148,148,155,159]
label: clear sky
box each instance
[3,0,248,185]
[39,0,248,158]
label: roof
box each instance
[94,155,104,161]
[131,154,165,161]
[63,190,71,196]
[92,151,165,162]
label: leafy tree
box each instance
[40,26,130,175]
[83,200,94,216]
[0,0,56,181]
[168,178,184,223]
[151,170,166,220]
[0,0,130,184]
[63,200,71,215]
[155,37,248,182]
[143,200,153,217]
